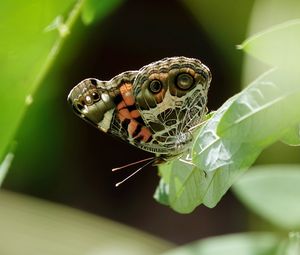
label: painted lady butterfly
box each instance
[68,56,211,166]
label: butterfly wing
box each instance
[68,71,140,142]
[132,56,212,156]
[68,57,211,160]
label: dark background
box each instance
[4,0,253,244]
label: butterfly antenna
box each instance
[115,158,156,187]
[112,157,155,172]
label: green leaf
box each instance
[205,69,300,205]
[0,0,84,171]
[154,177,170,207]
[281,124,300,146]
[156,66,300,212]
[155,159,207,213]
[281,232,300,255]
[155,96,251,212]
[81,0,124,25]
[238,19,300,70]
[192,95,260,208]
[161,232,279,255]
[276,232,300,255]
[217,69,300,144]
[233,165,300,229]
[157,6,300,213]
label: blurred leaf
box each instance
[233,165,300,229]
[281,124,300,146]
[238,19,300,71]
[161,232,279,255]
[81,0,124,25]
[241,0,300,87]
[0,0,84,171]
[0,190,173,255]
[280,232,300,255]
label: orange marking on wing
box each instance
[120,83,135,106]
[117,101,127,110]
[118,113,125,122]
[118,83,149,140]
[120,83,132,94]
[130,110,140,118]
[117,82,139,121]
[118,108,131,120]
[138,127,152,142]
[124,94,135,106]
[128,120,138,137]
[155,88,165,103]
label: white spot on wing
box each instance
[98,109,114,132]
[101,93,110,102]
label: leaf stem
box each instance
[32,0,87,95]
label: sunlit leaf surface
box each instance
[217,70,300,144]
[238,19,300,71]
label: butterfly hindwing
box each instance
[132,57,211,155]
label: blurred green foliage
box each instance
[162,233,280,255]
[1,0,300,254]
[0,190,172,255]
[0,0,124,176]
[0,0,75,163]
[234,165,300,229]
[81,0,124,25]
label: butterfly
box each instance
[68,56,211,169]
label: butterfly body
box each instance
[68,57,211,163]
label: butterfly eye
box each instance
[149,80,162,94]
[91,91,100,102]
[176,73,194,90]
